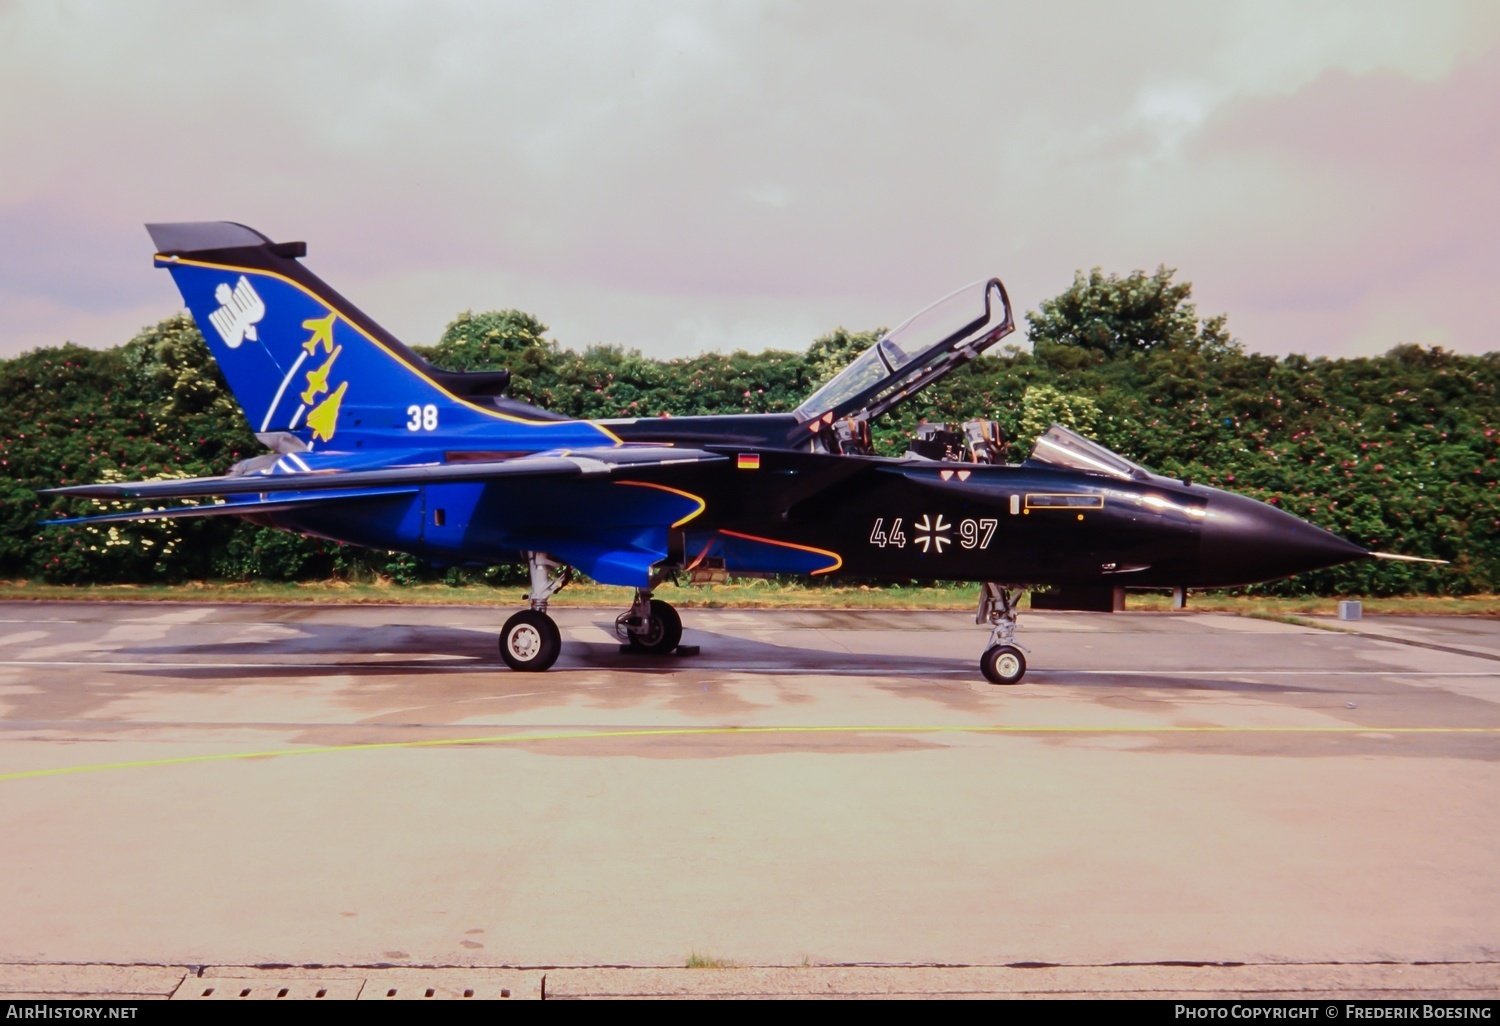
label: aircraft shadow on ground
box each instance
[114,621,975,680]
[1042,672,1301,695]
[119,623,499,663]
[104,622,1349,700]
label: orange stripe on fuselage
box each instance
[716,529,843,575]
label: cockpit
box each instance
[794,278,1014,426]
[790,278,1149,480]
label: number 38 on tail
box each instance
[47,222,1421,684]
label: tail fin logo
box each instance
[299,345,342,405]
[297,314,349,443]
[207,276,266,349]
[301,312,336,355]
[305,381,348,442]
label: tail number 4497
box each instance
[406,404,438,431]
[870,516,996,550]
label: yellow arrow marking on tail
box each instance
[305,381,348,442]
[299,345,342,405]
[301,312,337,355]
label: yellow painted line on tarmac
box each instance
[2,723,1497,784]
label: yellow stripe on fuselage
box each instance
[615,480,708,528]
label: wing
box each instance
[44,448,726,588]
[45,447,725,503]
[45,447,727,587]
[40,487,420,526]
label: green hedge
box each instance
[4,271,1495,594]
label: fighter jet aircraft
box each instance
[45,222,1413,684]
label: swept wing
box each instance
[46,447,724,505]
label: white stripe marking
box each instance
[260,350,309,432]
[289,404,306,429]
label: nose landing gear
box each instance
[978,583,1028,685]
[980,642,1026,686]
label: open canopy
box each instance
[794,278,1014,424]
[1026,424,1150,480]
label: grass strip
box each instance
[0,579,1494,615]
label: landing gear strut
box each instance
[614,577,683,654]
[499,552,570,671]
[977,583,1028,685]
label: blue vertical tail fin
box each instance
[146,222,617,452]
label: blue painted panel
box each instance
[161,258,619,451]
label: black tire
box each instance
[499,609,561,671]
[627,599,683,654]
[980,644,1026,686]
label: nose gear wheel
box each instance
[981,644,1026,685]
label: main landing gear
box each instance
[977,583,1028,686]
[499,552,570,671]
[498,554,686,671]
[614,578,683,654]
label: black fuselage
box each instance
[272,412,1362,591]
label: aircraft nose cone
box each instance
[1196,489,1368,586]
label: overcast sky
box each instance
[2,0,1497,361]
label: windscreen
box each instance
[795,280,1003,420]
[1027,424,1146,480]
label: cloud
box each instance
[1179,50,1500,354]
[1,0,1498,360]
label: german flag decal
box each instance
[737,453,761,470]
